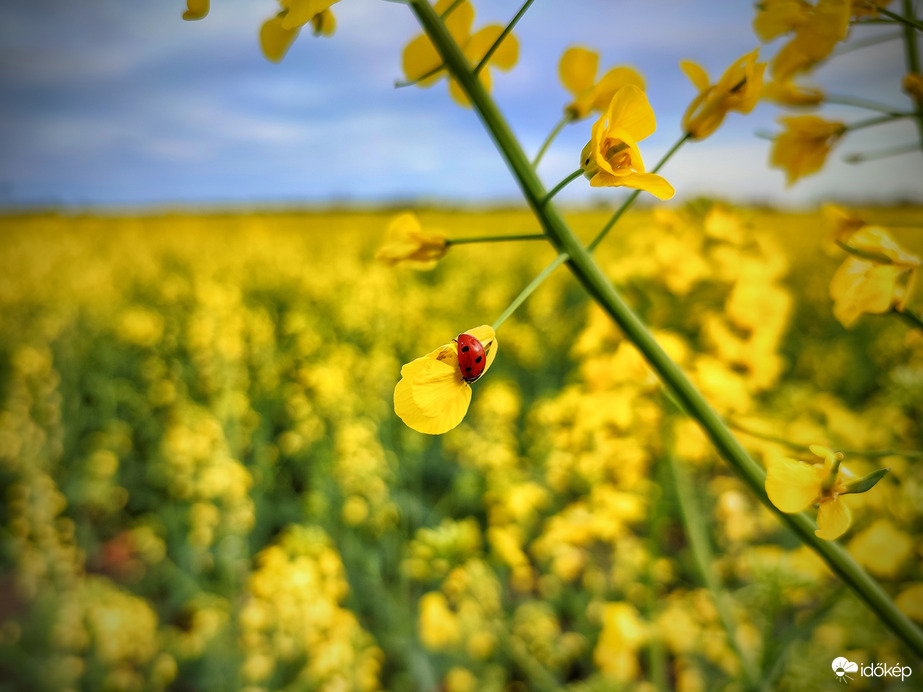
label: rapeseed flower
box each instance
[770,0,850,81]
[182,0,209,20]
[753,0,811,42]
[829,226,920,327]
[580,85,674,200]
[765,445,853,539]
[558,46,645,120]
[762,78,824,106]
[681,49,765,139]
[401,0,518,108]
[394,325,498,434]
[375,213,448,269]
[770,115,845,185]
[260,0,339,63]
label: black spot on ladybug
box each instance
[475,356,482,363]
[465,366,472,372]
[461,345,469,352]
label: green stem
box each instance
[440,0,464,19]
[533,114,573,168]
[832,29,903,56]
[876,3,923,32]
[407,0,923,658]
[666,450,759,690]
[541,168,583,205]
[844,141,921,162]
[847,112,916,131]
[728,419,923,459]
[894,305,923,331]
[446,233,545,245]
[587,133,689,251]
[492,253,568,330]
[395,63,444,87]
[825,93,908,114]
[473,0,535,76]
[900,0,923,148]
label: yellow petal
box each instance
[619,172,675,200]
[281,0,338,30]
[311,9,336,36]
[402,33,445,86]
[260,16,300,63]
[394,357,471,435]
[605,84,656,143]
[680,60,710,92]
[464,325,498,375]
[182,0,209,21]
[559,46,599,97]
[815,497,851,540]
[467,26,519,71]
[589,67,645,113]
[765,456,822,513]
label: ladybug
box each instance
[456,333,487,383]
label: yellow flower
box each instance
[375,213,448,270]
[765,445,852,540]
[753,0,811,42]
[829,226,920,327]
[182,0,209,21]
[903,73,923,105]
[680,49,766,140]
[823,204,866,243]
[394,325,498,435]
[769,115,845,185]
[770,0,850,81]
[260,0,339,63]
[579,85,675,200]
[762,78,824,106]
[558,46,645,120]
[401,0,518,108]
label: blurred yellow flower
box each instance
[849,519,911,578]
[765,445,852,540]
[260,0,339,63]
[182,0,209,21]
[375,213,448,269]
[558,46,645,120]
[394,325,498,434]
[680,49,766,139]
[753,0,811,42]
[770,115,845,185]
[762,78,824,106]
[580,85,675,200]
[824,204,866,243]
[401,0,518,108]
[829,226,920,327]
[903,73,923,104]
[770,0,850,81]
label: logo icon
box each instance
[832,657,859,684]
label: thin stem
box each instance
[532,114,573,168]
[541,168,583,205]
[833,29,904,56]
[875,3,923,31]
[473,0,535,76]
[666,450,760,690]
[395,62,444,88]
[587,133,690,251]
[847,112,916,131]
[900,0,923,147]
[491,253,568,330]
[728,419,923,459]
[844,141,921,162]
[836,239,895,264]
[825,93,908,114]
[440,0,464,19]
[408,0,923,657]
[446,233,546,246]
[894,305,923,330]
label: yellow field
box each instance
[1,206,922,691]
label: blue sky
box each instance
[0,0,921,208]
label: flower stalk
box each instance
[407,0,923,658]
[473,0,534,76]
[446,233,545,245]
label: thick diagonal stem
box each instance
[407,0,923,658]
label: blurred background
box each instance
[2,2,923,692]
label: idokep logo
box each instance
[832,656,913,684]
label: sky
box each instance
[0,0,922,209]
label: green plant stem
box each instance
[492,252,568,330]
[825,93,908,114]
[440,0,464,18]
[407,0,923,658]
[728,419,923,459]
[844,141,921,162]
[587,133,690,251]
[847,112,916,131]
[541,168,583,205]
[900,0,923,148]
[446,233,546,245]
[395,63,443,87]
[832,29,903,56]
[666,450,759,690]
[894,305,923,331]
[473,0,534,76]
[533,113,573,167]
[876,3,923,32]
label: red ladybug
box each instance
[456,333,487,383]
